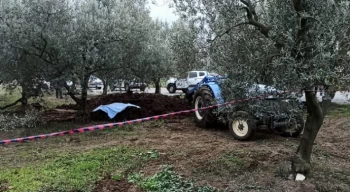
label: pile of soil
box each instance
[56,93,191,121]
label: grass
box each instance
[0,146,157,192]
[0,88,22,108]
[274,161,291,179]
[0,120,157,192]
[0,87,75,111]
[128,165,220,192]
[328,103,350,117]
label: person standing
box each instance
[53,80,63,99]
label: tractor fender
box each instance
[202,83,225,104]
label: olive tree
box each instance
[0,49,48,109]
[0,1,55,109]
[140,20,175,93]
[1,0,151,116]
[169,19,206,76]
[174,0,350,176]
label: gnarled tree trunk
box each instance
[292,89,335,175]
[64,82,81,105]
[292,91,323,175]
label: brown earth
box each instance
[94,176,143,192]
[55,93,191,121]
[1,116,349,192]
[88,117,350,192]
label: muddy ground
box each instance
[2,116,349,192]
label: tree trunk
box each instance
[291,90,329,176]
[154,78,161,94]
[64,82,81,105]
[102,78,108,96]
[81,75,89,112]
[20,91,28,106]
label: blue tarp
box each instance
[92,103,141,119]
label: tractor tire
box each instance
[167,83,176,94]
[229,111,256,141]
[279,116,304,138]
[192,86,217,128]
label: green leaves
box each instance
[128,165,221,192]
[173,0,350,95]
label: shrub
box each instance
[0,107,44,131]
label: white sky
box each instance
[148,0,178,23]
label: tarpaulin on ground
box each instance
[92,103,140,119]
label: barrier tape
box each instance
[279,89,349,93]
[0,96,263,145]
[1,88,348,145]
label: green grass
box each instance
[0,146,157,192]
[128,165,221,192]
[0,87,75,110]
[0,88,22,108]
[328,103,350,117]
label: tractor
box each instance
[184,74,305,141]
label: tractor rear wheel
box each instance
[192,86,217,128]
[229,111,256,141]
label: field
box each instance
[0,90,350,192]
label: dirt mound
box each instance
[56,93,191,121]
[94,176,143,192]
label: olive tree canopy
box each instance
[0,0,153,115]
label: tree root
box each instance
[291,154,311,176]
[0,98,25,110]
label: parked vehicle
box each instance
[166,71,210,94]
[111,79,147,92]
[88,75,103,90]
[185,74,305,141]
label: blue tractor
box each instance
[184,74,305,141]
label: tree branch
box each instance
[240,0,258,21]
[203,0,270,42]
[240,2,270,37]
[90,37,123,51]
[208,22,249,43]
[292,0,303,12]
[39,34,48,58]
[63,81,81,105]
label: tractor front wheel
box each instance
[229,111,256,141]
[193,86,217,128]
